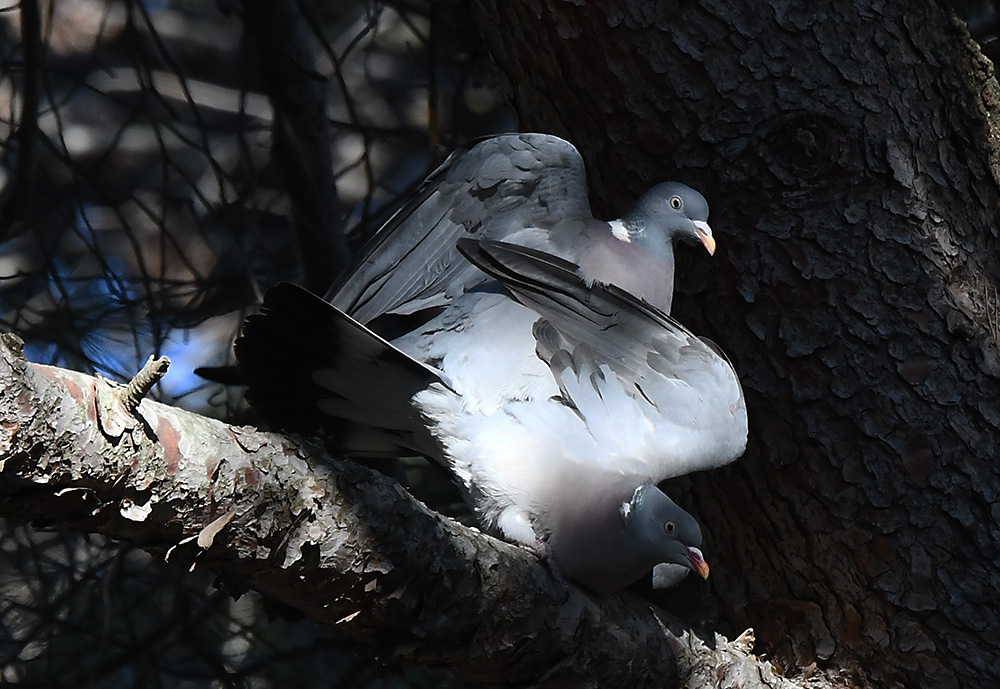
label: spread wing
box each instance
[328,133,593,325]
[458,239,748,481]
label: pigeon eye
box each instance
[669,196,683,210]
[664,521,676,533]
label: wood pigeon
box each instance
[236,134,746,593]
[237,240,746,593]
[331,133,715,324]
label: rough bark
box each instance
[467,2,1000,687]
[0,333,821,689]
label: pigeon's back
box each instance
[328,133,594,325]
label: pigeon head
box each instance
[621,481,710,580]
[620,182,715,256]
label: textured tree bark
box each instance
[467,1,1000,687]
[0,333,820,689]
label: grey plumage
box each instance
[430,241,744,591]
[236,283,446,458]
[330,133,714,322]
[237,241,745,592]
[237,134,745,593]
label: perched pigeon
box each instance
[236,240,747,594]
[331,133,715,324]
[237,133,742,592]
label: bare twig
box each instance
[118,355,170,414]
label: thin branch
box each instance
[119,355,170,413]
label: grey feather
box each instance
[328,134,591,324]
[237,135,742,594]
[457,239,747,479]
[328,133,715,322]
[236,283,446,458]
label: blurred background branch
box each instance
[0,0,39,239]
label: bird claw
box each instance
[533,540,572,599]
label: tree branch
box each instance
[0,333,822,689]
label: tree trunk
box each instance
[467,1,1000,687]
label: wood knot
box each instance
[760,111,848,186]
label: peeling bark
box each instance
[467,2,1000,687]
[0,333,825,689]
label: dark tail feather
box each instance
[235,282,444,458]
[193,364,244,385]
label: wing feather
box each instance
[458,239,748,479]
[328,134,593,324]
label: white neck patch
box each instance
[620,484,645,520]
[609,219,631,243]
[620,500,632,519]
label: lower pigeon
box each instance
[236,240,746,593]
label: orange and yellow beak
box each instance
[693,220,716,256]
[687,546,711,579]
